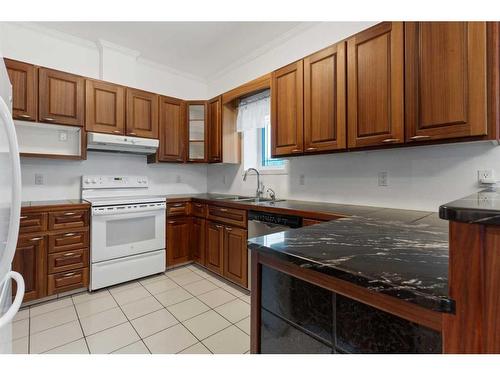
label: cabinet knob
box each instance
[382,138,399,143]
[410,135,431,141]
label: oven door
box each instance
[91,204,165,263]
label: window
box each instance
[260,120,285,168]
[239,89,287,173]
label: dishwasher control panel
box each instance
[248,211,302,228]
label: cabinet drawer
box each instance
[48,210,89,230]
[47,267,89,295]
[191,202,207,218]
[48,230,89,254]
[48,248,89,274]
[19,213,47,234]
[207,205,247,228]
[167,202,189,217]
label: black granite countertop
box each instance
[248,212,452,313]
[439,189,500,224]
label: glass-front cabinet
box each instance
[187,101,207,162]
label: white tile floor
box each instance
[10,264,251,354]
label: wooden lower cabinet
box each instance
[166,217,191,267]
[223,226,248,288]
[205,221,224,274]
[12,234,47,302]
[191,217,206,266]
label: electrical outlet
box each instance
[58,130,68,142]
[35,173,44,185]
[478,169,495,184]
[299,174,305,186]
[175,175,181,183]
[378,171,388,187]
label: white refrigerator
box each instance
[0,41,24,353]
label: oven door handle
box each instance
[92,206,166,216]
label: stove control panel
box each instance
[82,175,149,189]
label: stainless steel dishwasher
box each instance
[247,210,302,290]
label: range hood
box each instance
[87,132,159,155]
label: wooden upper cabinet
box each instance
[38,68,85,126]
[303,43,346,153]
[4,58,37,121]
[405,22,488,142]
[271,60,304,156]
[126,88,159,139]
[347,22,404,148]
[207,96,222,163]
[85,79,125,135]
[158,96,186,162]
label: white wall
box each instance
[206,21,500,212]
[0,22,209,201]
[21,152,207,201]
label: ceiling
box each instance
[34,22,306,80]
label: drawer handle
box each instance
[195,204,203,208]
[64,212,77,216]
[62,252,76,257]
[63,233,77,237]
[382,138,399,143]
[30,237,43,242]
[112,130,121,134]
[129,132,137,136]
[219,208,228,212]
[215,225,223,229]
[171,204,184,207]
[61,272,76,278]
[168,221,176,224]
[225,227,232,231]
[43,117,55,122]
[19,114,31,119]
[306,147,317,151]
[291,149,302,153]
[20,216,28,220]
[410,135,431,140]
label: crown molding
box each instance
[97,39,141,58]
[207,22,317,83]
[137,57,207,84]
[6,22,98,50]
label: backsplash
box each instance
[20,151,208,201]
[207,141,500,211]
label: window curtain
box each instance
[236,89,270,132]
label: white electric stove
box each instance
[82,175,166,290]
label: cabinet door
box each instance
[206,221,224,275]
[191,217,206,266]
[303,43,346,153]
[38,68,84,126]
[158,96,186,162]
[223,226,248,288]
[207,96,222,163]
[12,235,47,302]
[166,217,191,267]
[85,79,125,135]
[405,22,487,142]
[347,22,404,148]
[4,58,37,121]
[271,60,304,156]
[126,88,159,139]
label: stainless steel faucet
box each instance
[243,168,263,198]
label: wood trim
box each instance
[250,251,262,354]
[443,222,484,353]
[207,96,223,163]
[222,73,271,104]
[256,251,443,332]
[187,100,208,162]
[487,22,500,142]
[484,226,500,353]
[20,202,90,214]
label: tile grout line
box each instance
[72,296,91,354]
[106,287,153,354]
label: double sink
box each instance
[213,195,285,205]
